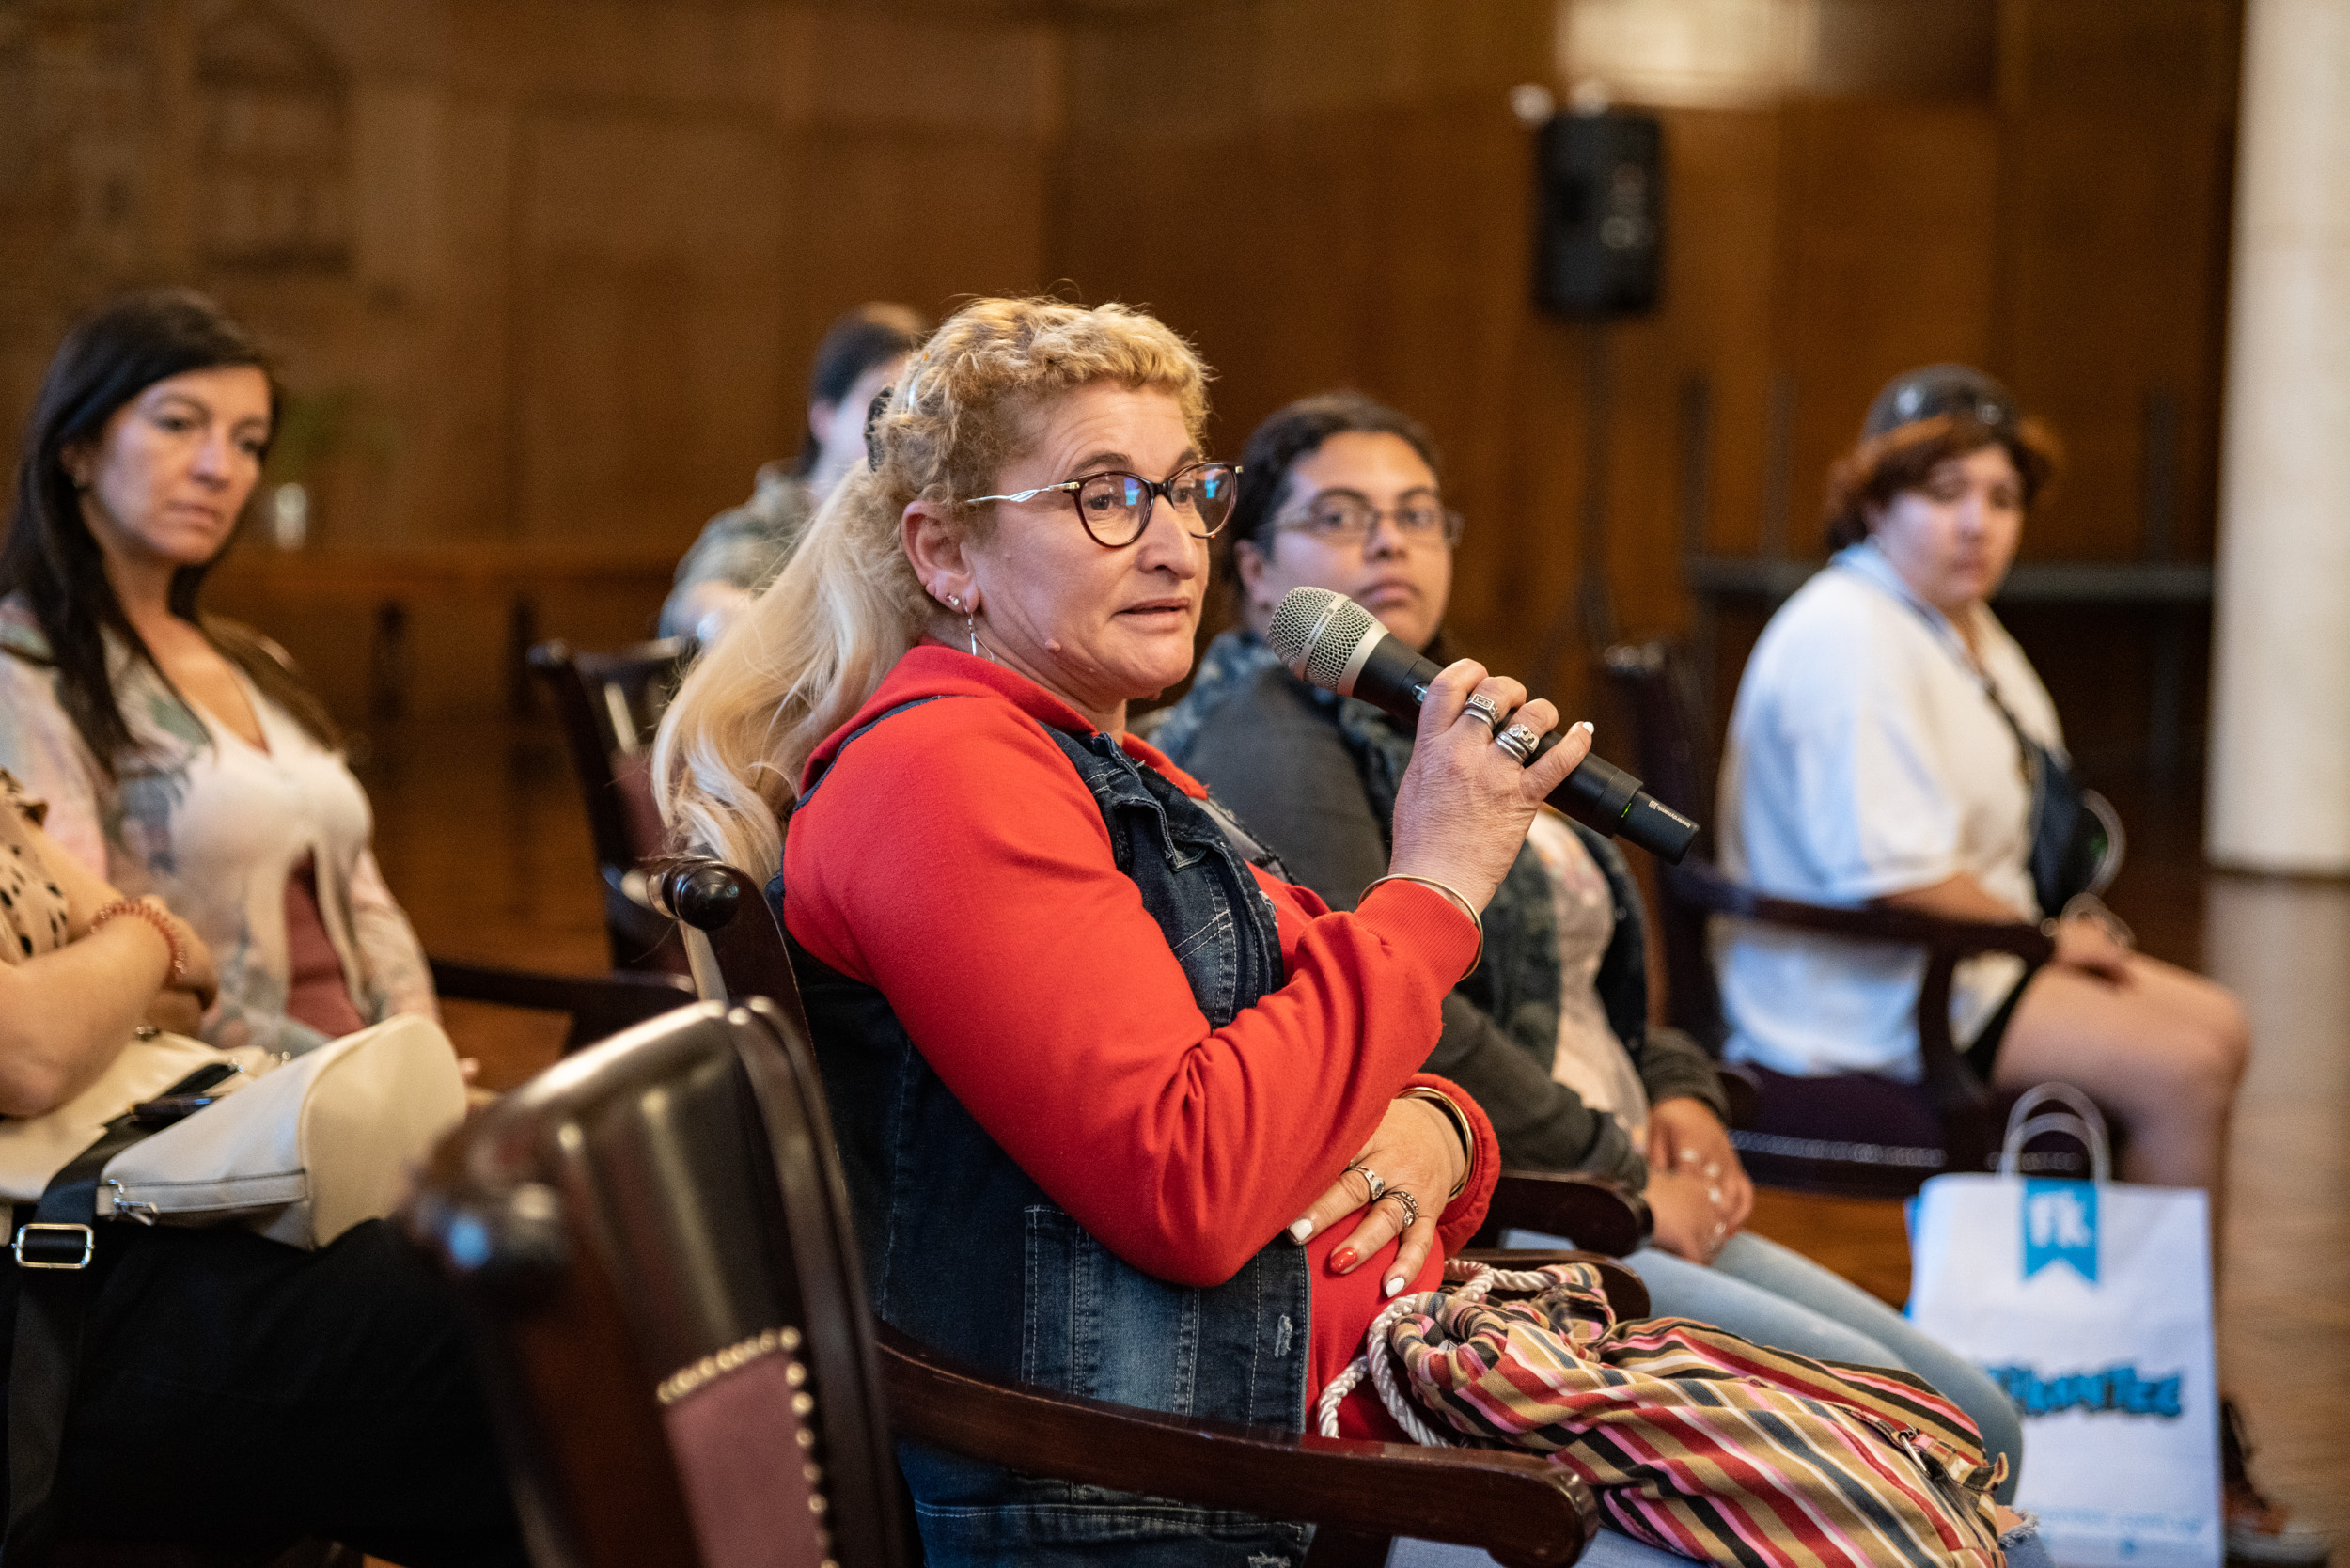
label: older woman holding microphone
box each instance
[655,299,1590,1566]
[1152,389,2026,1503]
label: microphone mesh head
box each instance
[1265,587,1378,692]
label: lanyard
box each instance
[1829,553,2036,788]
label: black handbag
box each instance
[1994,698,2125,916]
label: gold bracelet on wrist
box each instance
[90,898,187,985]
[1360,873,1483,979]
[1402,1087,1475,1200]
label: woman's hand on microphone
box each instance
[1386,660,1590,911]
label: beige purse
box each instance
[0,1013,465,1250]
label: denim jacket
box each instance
[784,698,1314,1567]
[1154,631,1727,1184]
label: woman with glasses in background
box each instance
[1151,390,2026,1500]
[656,302,1601,1566]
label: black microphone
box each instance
[1264,587,1700,863]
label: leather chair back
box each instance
[526,637,697,972]
[406,1000,908,1568]
[1601,641,1730,1050]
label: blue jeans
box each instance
[1504,1227,2023,1504]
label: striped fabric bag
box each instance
[1320,1261,2006,1568]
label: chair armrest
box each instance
[1487,1170,1651,1257]
[875,1325,1594,1568]
[1668,860,2054,963]
[429,957,696,1050]
[1669,859,2029,1150]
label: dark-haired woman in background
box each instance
[1716,366,2319,1560]
[1152,390,2024,1499]
[0,288,437,1056]
[659,300,932,642]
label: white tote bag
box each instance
[0,1014,466,1249]
[1906,1086,2221,1568]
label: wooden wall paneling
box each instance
[511,104,789,551]
[1769,95,2001,546]
[1993,0,2243,564]
[775,6,1060,392]
[1997,113,2235,561]
[787,130,1050,346]
[1651,106,1786,564]
[421,97,517,543]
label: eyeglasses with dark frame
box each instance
[1273,488,1465,548]
[966,461,1241,548]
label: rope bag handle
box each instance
[1315,1259,1575,1443]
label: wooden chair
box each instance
[525,637,696,974]
[650,855,1657,1259]
[430,955,697,1054]
[405,997,1629,1568]
[1600,640,2072,1198]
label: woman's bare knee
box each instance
[2135,1026,2246,1117]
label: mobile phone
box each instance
[129,1062,244,1126]
[131,1093,226,1126]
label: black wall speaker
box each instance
[1534,109,1665,317]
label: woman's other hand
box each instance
[1289,1094,1465,1295]
[125,897,218,1037]
[155,900,219,1006]
[2051,909,2133,981]
[1645,1168,1731,1264]
[141,988,204,1037]
[1646,1095,1754,1234]
[1387,660,1591,911]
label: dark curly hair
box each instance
[1822,414,2062,551]
[1225,390,1442,554]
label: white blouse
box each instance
[0,598,435,1056]
[1713,542,2063,1081]
[1524,809,1652,1147]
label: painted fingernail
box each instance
[1385,1275,1406,1296]
[1574,721,1595,738]
[1331,1247,1358,1272]
[1288,1216,1314,1243]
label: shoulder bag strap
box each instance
[4,1065,227,1561]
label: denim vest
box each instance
[784,698,1314,1567]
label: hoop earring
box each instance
[946,593,981,659]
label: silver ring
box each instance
[1461,693,1504,730]
[1384,1189,1420,1231]
[1347,1163,1386,1203]
[1494,723,1541,765]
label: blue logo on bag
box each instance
[2022,1178,2097,1282]
[1984,1362,2184,1419]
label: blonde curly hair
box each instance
[654,297,1212,875]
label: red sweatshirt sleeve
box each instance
[785,692,1484,1287]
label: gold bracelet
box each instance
[1402,1087,1475,1200]
[1359,873,1483,978]
[89,898,186,985]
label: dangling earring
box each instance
[947,593,981,659]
